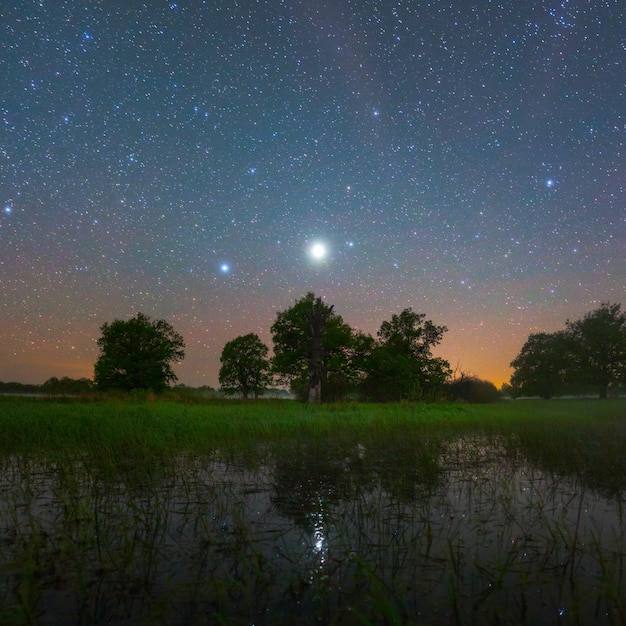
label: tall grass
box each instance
[2,396,624,456]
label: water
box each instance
[0,434,624,625]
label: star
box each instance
[309,243,327,261]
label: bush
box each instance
[446,377,501,403]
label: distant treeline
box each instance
[0,376,499,402]
[0,377,95,395]
[0,377,293,399]
[0,381,44,394]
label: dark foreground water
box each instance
[0,433,624,625]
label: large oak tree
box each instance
[510,303,626,398]
[219,333,271,399]
[566,302,626,398]
[94,312,185,391]
[270,293,356,403]
[510,331,572,398]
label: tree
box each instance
[94,312,185,391]
[219,333,271,399]
[325,330,376,402]
[509,331,572,398]
[565,302,626,398]
[510,303,626,399]
[271,293,356,403]
[363,309,450,401]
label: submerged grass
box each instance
[2,396,625,499]
[2,395,625,510]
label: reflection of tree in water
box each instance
[269,436,370,606]
[271,433,445,525]
[362,430,445,503]
[270,436,370,527]
[6,431,625,624]
[268,433,446,616]
[505,421,626,499]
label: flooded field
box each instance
[1,427,624,625]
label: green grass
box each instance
[1,395,625,456]
[0,397,626,453]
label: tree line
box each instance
[93,294,457,403]
[89,297,625,402]
[0,377,94,395]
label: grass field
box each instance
[0,396,625,624]
[2,395,625,451]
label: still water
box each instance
[0,433,624,625]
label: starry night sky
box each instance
[1,1,624,388]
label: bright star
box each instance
[220,263,230,273]
[3,205,12,215]
[309,243,327,261]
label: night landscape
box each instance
[1,1,625,624]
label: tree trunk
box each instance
[308,380,321,404]
[309,325,323,404]
[306,298,333,404]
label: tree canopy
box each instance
[270,296,452,403]
[94,312,185,391]
[363,308,450,401]
[566,303,626,398]
[510,331,572,398]
[270,293,358,403]
[510,303,626,398]
[219,333,271,399]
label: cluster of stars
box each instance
[0,1,623,387]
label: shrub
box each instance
[446,376,501,403]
